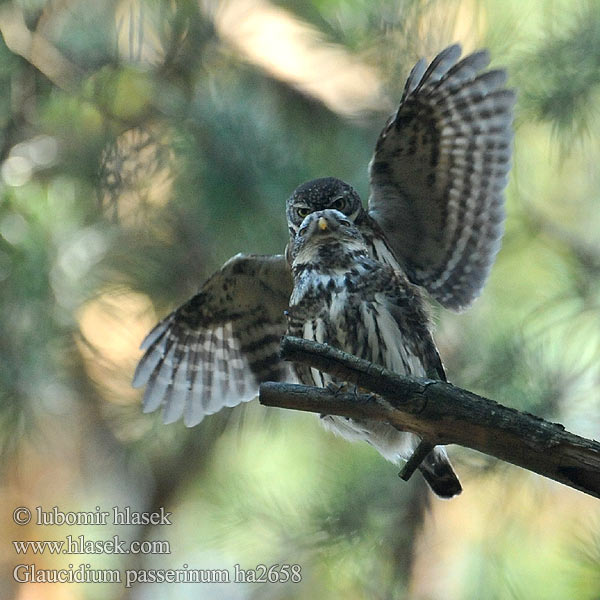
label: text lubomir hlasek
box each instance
[35,506,172,526]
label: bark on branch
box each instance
[258,336,600,499]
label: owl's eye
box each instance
[297,207,311,218]
[331,197,346,211]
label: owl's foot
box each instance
[325,382,351,395]
[321,385,348,422]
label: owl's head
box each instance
[290,209,368,268]
[286,177,364,237]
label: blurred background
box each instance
[1,0,600,598]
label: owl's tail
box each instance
[418,448,462,499]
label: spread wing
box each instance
[368,44,516,310]
[132,253,293,426]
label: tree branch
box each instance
[0,5,83,92]
[258,336,600,499]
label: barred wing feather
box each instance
[369,44,516,310]
[132,253,293,426]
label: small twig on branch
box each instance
[258,336,600,499]
[398,440,434,481]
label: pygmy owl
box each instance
[133,44,514,442]
[287,209,461,498]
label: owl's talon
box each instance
[326,382,349,395]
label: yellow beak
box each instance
[318,217,328,231]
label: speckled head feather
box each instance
[286,177,364,236]
[291,209,367,267]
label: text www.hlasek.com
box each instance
[13,536,170,555]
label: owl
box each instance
[133,44,514,430]
[287,208,461,497]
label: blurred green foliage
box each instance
[1,0,600,599]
